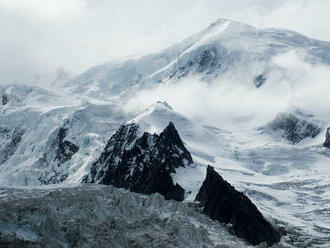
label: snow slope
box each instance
[64,18,330,98]
[0,84,130,186]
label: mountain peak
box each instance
[144,101,174,113]
[196,166,281,246]
[156,101,173,110]
[84,121,192,201]
[209,18,230,27]
[209,18,241,27]
[206,18,255,33]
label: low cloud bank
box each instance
[125,51,330,129]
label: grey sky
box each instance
[0,0,329,83]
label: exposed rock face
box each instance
[53,128,79,164]
[266,113,321,144]
[0,127,24,165]
[254,74,267,88]
[38,128,79,184]
[196,166,281,246]
[1,94,9,105]
[323,127,330,148]
[170,47,224,79]
[84,122,193,201]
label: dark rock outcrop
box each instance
[266,113,321,144]
[0,127,24,165]
[254,74,267,88]
[196,166,281,246]
[2,94,9,105]
[84,122,193,201]
[323,127,330,148]
[54,128,79,164]
[170,47,223,79]
[38,128,79,184]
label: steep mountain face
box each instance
[323,127,330,148]
[37,128,79,184]
[64,18,330,97]
[263,112,322,144]
[0,84,130,186]
[0,127,24,165]
[84,122,193,201]
[1,94,9,105]
[196,166,281,246]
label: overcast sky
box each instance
[1,0,329,83]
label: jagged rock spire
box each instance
[84,122,193,201]
[196,166,281,246]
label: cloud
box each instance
[0,0,86,20]
[125,51,330,129]
[0,0,329,84]
[234,0,330,42]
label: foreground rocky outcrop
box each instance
[0,184,250,248]
[264,113,321,144]
[196,166,281,246]
[84,122,193,201]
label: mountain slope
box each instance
[0,84,130,186]
[64,18,330,98]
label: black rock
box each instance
[196,166,281,246]
[0,127,24,165]
[323,127,330,148]
[170,47,222,79]
[2,94,9,105]
[84,122,192,201]
[55,128,79,164]
[38,128,79,184]
[267,113,321,144]
[254,74,267,88]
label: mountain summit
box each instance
[65,18,330,97]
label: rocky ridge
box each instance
[84,122,193,201]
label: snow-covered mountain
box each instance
[64,18,330,98]
[1,18,330,247]
[0,84,130,185]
